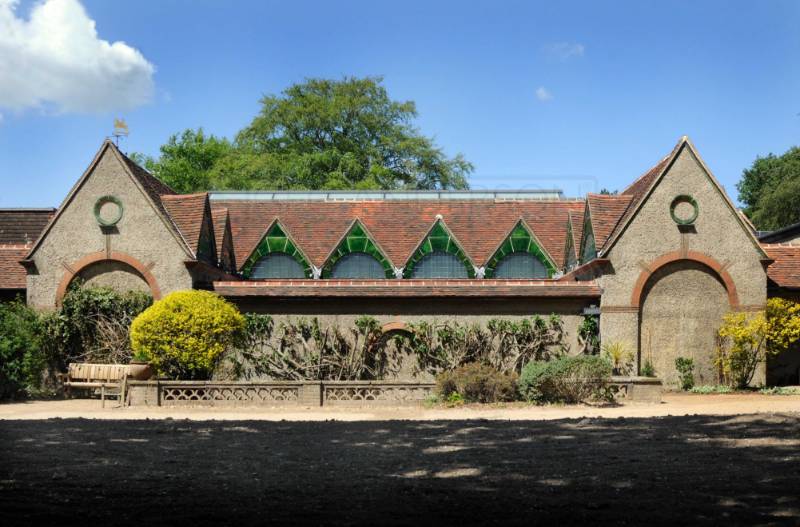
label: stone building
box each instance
[1,137,798,385]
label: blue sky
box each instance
[0,0,798,207]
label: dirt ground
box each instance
[1,395,799,525]
[1,392,800,421]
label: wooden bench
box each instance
[63,363,130,407]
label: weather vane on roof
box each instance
[112,118,129,147]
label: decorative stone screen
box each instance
[162,384,300,405]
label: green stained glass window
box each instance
[331,252,385,279]
[403,220,474,278]
[412,251,469,278]
[250,252,305,279]
[484,221,556,278]
[321,221,394,278]
[494,253,548,278]
[241,222,312,279]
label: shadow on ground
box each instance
[1,414,799,525]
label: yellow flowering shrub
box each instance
[764,298,800,354]
[716,312,768,388]
[130,290,245,379]
[716,298,800,388]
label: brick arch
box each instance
[381,321,409,333]
[630,250,739,308]
[55,251,161,306]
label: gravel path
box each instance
[1,405,799,525]
[1,392,799,421]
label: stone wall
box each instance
[231,296,591,355]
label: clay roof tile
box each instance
[161,193,209,256]
[763,244,800,290]
[214,199,586,272]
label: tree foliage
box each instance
[0,299,45,399]
[736,146,800,230]
[137,77,472,192]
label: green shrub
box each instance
[759,386,800,396]
[435,363,518,403]
[130,290,245,379]
[577,314,600,354]
[0,299,46,399]
[675,357,695,390]
[518,355,612,404]
[601,341,633,375]
[41,283,152,367]
[640,359,656,378]
[689,384,733,394]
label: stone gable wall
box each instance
[599,144,767,385]
[27,148,193,308]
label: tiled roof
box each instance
[0,209,55,244]
[120,152,176,201]
[599,153,673,252]
[0,244,31,289]
[211,207,229,262]
[213,279,601,298]
[763,244,800,290]
[621,155,671,202]
[161,193,208,256]
[115,147,203,259]
[214,200,586,271]
[586,194,634,250]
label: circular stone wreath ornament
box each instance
[93,195,124,227]
[670,194,699,225]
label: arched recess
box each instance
[55,251,161,306]
[631,251,739,308]
[321,220,394,278]
[370,321,426,381]
[403,219,474,279]
[635,252,737,385]
[484,220,556,278]
[241,221,312,279]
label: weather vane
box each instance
[112,118,129,147]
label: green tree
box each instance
[139,77,472,192]
[736,146,800,230]
[132,129,233,194]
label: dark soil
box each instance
[1,414,799,526]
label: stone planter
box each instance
[127,361,154,381]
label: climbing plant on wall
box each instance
[240,221,312,278]
[484,220,556,278]
[321,221,394,278]
[403,219,474,278]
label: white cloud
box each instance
[535,86,553,102]
[544,42,585,61]
[0,0,155,115]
